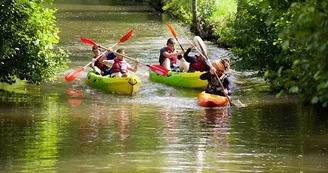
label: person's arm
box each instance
[101,59,114,67]
[223,76,234,95]
[131,61,139,72]
[162,50,184,59]
[126,61,139,73]
[90,58,102,74]
[183,47,193,62]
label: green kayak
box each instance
[149,70,207,89]
[86,70,141,95]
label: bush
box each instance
[0,0,69,84]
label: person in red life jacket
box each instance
[90,45,115,75]
[100,48,139,78]
[159,38,189,71]
[183,45,213,72]
[200,58,234,96]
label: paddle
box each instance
[193,36,237,106]
[80,40,169,76]
[64,29,133,82]
[166,23,185,52]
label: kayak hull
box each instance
[149,70,207,89]
[198,91,230,107]
[86,71,141,95]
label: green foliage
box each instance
[162,0,192,24]
[219,0,328,107]
[265,0,328,107]
[0,0,69,85]
[162,0,237,35]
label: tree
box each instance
[0,0,69,85]
[219,0,328,107]
[191,0,206,38]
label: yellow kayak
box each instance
[86,70,141,95]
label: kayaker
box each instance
[183,45,212,72]
[100,48,140,78]
[200,58,234,96]
[159,38,189,71]
[90,45,115,75]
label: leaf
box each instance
[282,40,289,49]
[289,86,299,93]
[311,96,319,104]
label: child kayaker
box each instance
[90,45,115,75]
[200,58,234,96]
[159,38,189,71]
[100,48,139,78]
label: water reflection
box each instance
[67,88,84,107]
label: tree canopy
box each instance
[0,0,68,85]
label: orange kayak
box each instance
[198,91,230,107]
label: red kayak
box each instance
[198,91,230,107]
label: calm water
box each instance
[0,3,327,173]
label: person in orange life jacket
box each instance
[200,58,234,96]
[90,45,116,75]
[183,45,213,72]
[159,38,189,71]
[100,48,140,78]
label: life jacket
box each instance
[159,47,178,67]
[189,55,206,72]
[109,58,128,74]
[94,56,110,71]
[206,73,228,96]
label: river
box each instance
[0,2,327,172]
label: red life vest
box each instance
[109,58,128,74]
[189,55,206,72]
[94,57,109,71]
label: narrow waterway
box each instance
[0,3,327,172]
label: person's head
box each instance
[166,38,176,50]
[212,57,230,73]
[92,46,101,56]
[116,48,125,60]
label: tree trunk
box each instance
[191,0,207,38]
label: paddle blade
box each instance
[149,64,169,76]
[80,38,97,46]
[166,23,177,40]
[65,67,85,82]
[193,36,208,58]
[118,29,133,43]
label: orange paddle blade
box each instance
[166,23,177,40]
[149,64,169,76]
[118,29,133,43]
[80,38,97,46]
[64,67,85,82]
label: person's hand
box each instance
[135,60,140,64]
[92,58,97,62]
[189,45,194,49]
[222,89,228,96]
[209,67,216,74]
[94,67,102,75]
